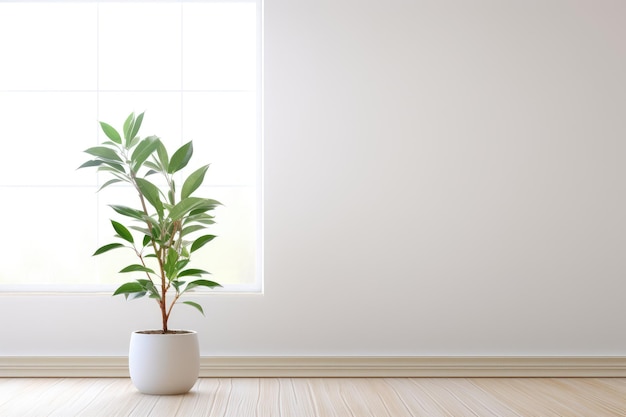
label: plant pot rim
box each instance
[132,329,197,335]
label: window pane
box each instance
[183,92,257,186]
[0,187,99,286]
[98,3,182,91]
[183,2,257,91]
[0,3,97,90]
[0,92,98,186]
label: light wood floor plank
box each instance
[0,377,625,417]
[423,378,518,417]
[471,378,571,417]
[285,377,318,416]
[304,378,351,417]
[363,378,417,417]
[550,379,626,416]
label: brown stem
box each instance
[130,170,169,333]
[165,292,182,325]
[161,298,168,333]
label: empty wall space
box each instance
[1,0,625,357]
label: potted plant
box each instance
[79,112,222,394]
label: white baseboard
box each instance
[1,356,625,378]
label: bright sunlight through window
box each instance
[0,0,263,292]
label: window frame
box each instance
[0,0,264,294]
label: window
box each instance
[0,0,263,292]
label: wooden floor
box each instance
[1,378,625,416]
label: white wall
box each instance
[2,0,626,357]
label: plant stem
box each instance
[165,292,182,325]
[129,168,169,333]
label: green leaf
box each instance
[110,205,145,221]
[129,225,150,235]
[84,146,122,162]
[165,248,179,279]
[100,159,126,171]
[169,197,219,221]
[190,235,216,253]
[184,279,222,292]
[111,220,134,243]
[176,259,190,271]
[123,112,135,146]
[181,165,209,199]
[142,234,152,247]
[181,224,206,237]
[97,165,124,175]
[182,301,204,315]
[135,177,164,217]
[185,212,216,225]
[148,220,161,239]
[93,243,125,256]
[129,135,140,148]
[137,279,161,300]
[131,136,161,173]
[143,161,161,172]
[172,280,185,293]
[190,199,222,214]
[77,160,104,169]
[97,179,122,192]
[113,281,145,299]
[168,141,193,174]
[99,122,122,144]
[128,291,147,300]
[119,264,155,274]
[129,111,145,141]
[178,268,210,278]
[156,141,169,172]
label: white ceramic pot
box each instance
[128,330,200,395]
